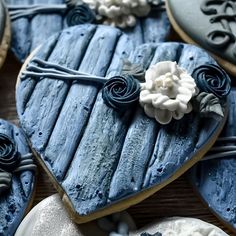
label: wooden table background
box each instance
[0,40,234,235]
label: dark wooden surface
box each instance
[0,51,234,235]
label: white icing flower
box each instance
[140,61,198,124]
[82,0,151,28]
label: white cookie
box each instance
[15,194,136,236]
[130,217,229,236]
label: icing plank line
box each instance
[123,19,143,47]
[16,33,60,117]
[176,44,220,150]
[61,33,135,215]
[142,10,170,44]
[143,113,200,187]
[123,11,170,47]
[22,25,96,152]
[108,44,158,201]
[143,44,208,188]
[30,0,63,53]
[178,44,216,74]
[62,92,131,215]
[109,43,182,201]
[44,26,123,181]
[7,0,32,62]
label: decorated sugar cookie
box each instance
[15,194,136,236]
[0,119,36,236]
[15,197,229,236]
[0,0,10,68]
[130,217,229,236]
[16,24,230,223]
[6,0,169,62]
[166,0,236,75]
[189,88,236,234]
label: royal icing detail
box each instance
[139,61,198,124]
[102,75,141,112]
[21,57,230,126]
[201,0,236,55]
[8,0,165,28]
[192,64,231,99]
[0,134,36,194]
[8,2,95,26]
[82,0,151,28]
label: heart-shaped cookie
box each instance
[6,0,170,62]
[166,0,236,76]
[0,119,36,236]
[0,0,10,68]
[16,25,229,223]
[188,88,236,234]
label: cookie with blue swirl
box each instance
[16,24,229,223]
[6,0,170,63]
[0,119,36,236]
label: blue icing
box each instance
[189,88,236,231]
[0,120,36,236]
[16,25,227,218]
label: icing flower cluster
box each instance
[101,61,230,125]
[140,61,198,124]
[22,56,231,126]
[0,134,36,194]
[82,0,151,28]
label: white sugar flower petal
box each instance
[140,61,197,124]
[176,94,192,104]
[172,110,185,120]
[152,95,169,108]
[155,109,172,124]
[144,104,155,118]
[163,99,179,111]
[86,0,151,28]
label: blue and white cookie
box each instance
[166,0,236,76]
[0,119,36,236]
[188,88,236,234]
[6,0,169,63]
[16,24,230,223]
[0,0,10,68]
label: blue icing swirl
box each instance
[66,3,95,26]
[0,134,19,172]
[192,64,231,99]
[102,75,141,112]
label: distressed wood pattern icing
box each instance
[188,89,236,234]
[16,25,227,222]
[6,0,170,62]
[0,119,36,236]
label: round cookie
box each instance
[0,0,10,68]
[188,88,236,234]
[15,194,136,236]
[16,24,230,223]
[130,217,229,236]
[6,0,170,63]
[166,0,236,76]
[0,119,36,236]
